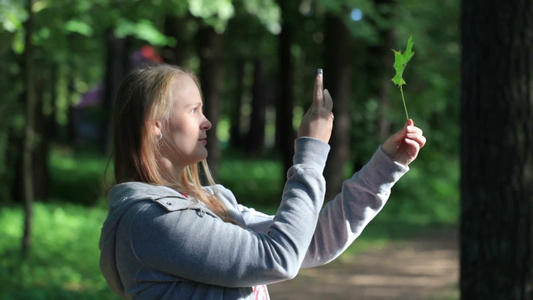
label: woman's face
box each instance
[160,75,212,169]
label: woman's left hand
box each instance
[382,119,426,166]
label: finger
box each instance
[415,134,427,148]
[406,126,423,136]
[313,70,324,107]
[323,89,333,112]
[403,138,421,158]
[405,130,426,144]
[407,119,414,126]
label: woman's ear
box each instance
[152,121,163,138]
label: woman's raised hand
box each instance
[298,70,334,143]
[382,119,426,166]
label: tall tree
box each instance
[460,0,533,298]
[198,25,225,179]
[101,30,130,155]
[276,0,296,174]
[371,0,395,140]
[22,0,36,257]
[229,58,246,148]
[323,12,353,201]
[32,75,49,200]
[246,59,267,155]
[162,14,190,66]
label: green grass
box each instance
[0,146,459,298]
[0,202,116,299]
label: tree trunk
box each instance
[246,59,267,155]
[198,26,224,179]
[323,13,353,202]
[229,58,245,148]
[373,0,396,140]
[277,0,296,174]
[33,77,49,200]
[22,0,36,257]
[162,14,189,66]
[101,30,129,154]
[460,0,533,298]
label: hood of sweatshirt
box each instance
[98,182,189,298]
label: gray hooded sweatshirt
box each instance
[99,137,408,299]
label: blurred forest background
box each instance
[0,0,463,299]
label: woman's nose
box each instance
[201,117,212,131]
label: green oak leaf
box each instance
[391,35,415,120]
[392,35,415,87]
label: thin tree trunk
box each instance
[323,13,353,202]
[22,0,36,257]
[277,0,296,174]
[246,59,267,155]
[162,14,189,66]
[33,77,48,200]
[101,30,129,155]
[198,26,224,179]
[229,58,245,148]
[47,64,59,141]
[373,0,396,140]
[460,0,533,298]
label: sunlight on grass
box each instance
[0,202,116,299]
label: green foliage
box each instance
[218,148,284,206]
[48,147,113,206]
[64,19,94,36]
[0,0,26,53]
[115,19,175,46]
[242,0,281,34]
[188,0,235,33]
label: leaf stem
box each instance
[400,85,409,121]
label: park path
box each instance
[268,228,459,300]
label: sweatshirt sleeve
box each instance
[301,146,409,268]
[129,137,330,287]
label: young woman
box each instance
[99,64,426,299]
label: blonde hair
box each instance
[112,64,233,223]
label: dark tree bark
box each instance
[32,77,49,200]
[22,0,36,257]
[101,30,129,154]
[46,64,59,141]
[323,13,353,202]
[162,14,189,66]
[246,59,267,155]
[197,26,225,179]
[229,58,245,148]
[460,0,533,298]
[276,0,296,174]
[372,0,396,140]
[65,68,76,144]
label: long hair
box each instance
[112,64,233,223]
